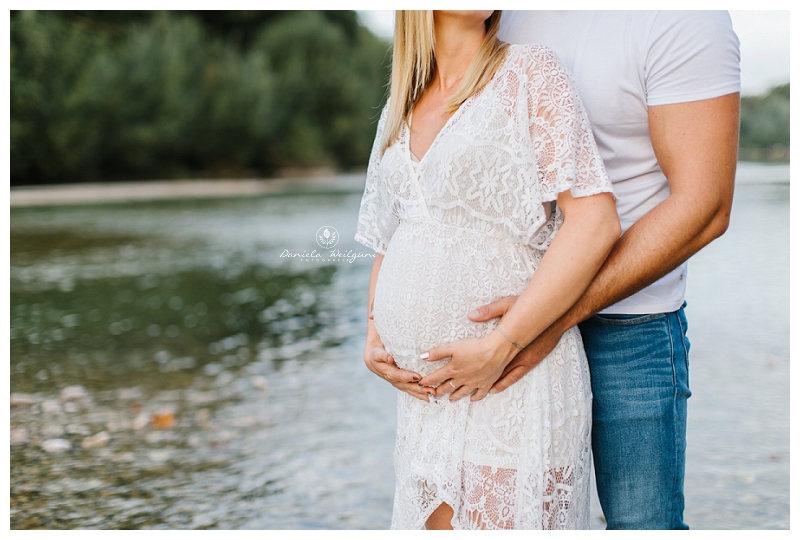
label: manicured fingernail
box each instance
[412,377,420,382]
[468,310,479,318]
[489,389,498,394]
[419,352,429,360]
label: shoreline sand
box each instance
[9,161,789,208]
[10,173,367,207]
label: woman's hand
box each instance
[417,330,519,402]
[362,253,428,401]
[466,295,565,394]
[364,341,429,401]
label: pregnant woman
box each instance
[356,11,619,530]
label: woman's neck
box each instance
[432,12,487,94]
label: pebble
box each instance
[117,387,144,400]
[110,452,135,463]
[215,371,235,387]
[147,449,174,463]
[41,439,72,453]
[185,390,218,404]
[42,424,65,437]
[63,402,79,413]
[60,385,90,403]
[765,354,780,367]
[187,434,203,447]
[81,431,110,449]
[11,393,38,406]
[66,423,91,436]
[194,408,211,427]
[41,399,63,415]
[10,428,29,446]
[203,362,224,376]
[94,390,117,402]
[151,411,177,430]
[145,431,178,444]
[250,375,270,392]
[94,448,113,459]
[156,390,182,402]
[106,420,132,432]
[231,415,258,428]
[132,412,150,430]
[216,430,236,443]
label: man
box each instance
[365,11,740,529]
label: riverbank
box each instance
[9,173,367,207]
[10,162,789,208]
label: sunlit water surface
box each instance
[10,164,789,529]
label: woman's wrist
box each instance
[484,328,522,365]
[365,319,383,349]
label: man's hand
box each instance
[466,295,518,323]
[364,343,429,401]
[490,323,563,393]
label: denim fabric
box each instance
[578,304,691,529]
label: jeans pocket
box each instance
[591,312,667,326]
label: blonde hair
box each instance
[381,10,508,153]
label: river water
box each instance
[9,162,789,529]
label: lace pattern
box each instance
[356,44,612,530]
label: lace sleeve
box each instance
[524,46,613,202]
[354,102,399,254]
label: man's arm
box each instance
[484,92,740,393]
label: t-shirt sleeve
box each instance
[354,102,399,255]
[525,46,614,203]
[645,10,741,106]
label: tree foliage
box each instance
[740,83,790,150]
[10,10,390,185]
[12,11,790,185]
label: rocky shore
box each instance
[10,374,272,529]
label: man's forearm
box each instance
[557,189,731,331]
[557,93,739,330]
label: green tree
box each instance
[740,83,790,149]
[10,10,390,185]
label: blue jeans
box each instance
[577,304,691,529]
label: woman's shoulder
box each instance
[503,43,577,94]
[505,43,566,72]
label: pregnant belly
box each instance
[372,222,535,376]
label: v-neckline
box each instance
[403,48,511,169]
[405,98,470,167]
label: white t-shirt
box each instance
[499,10,741,314]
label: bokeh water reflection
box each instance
[9,166,789,529]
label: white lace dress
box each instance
[355,44,613,530]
